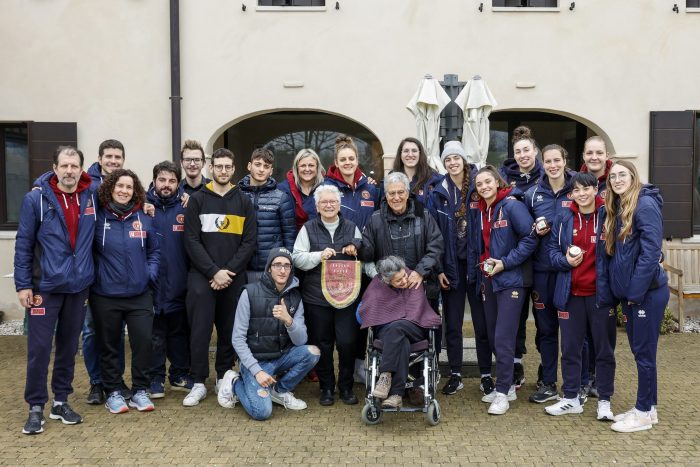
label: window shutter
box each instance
[27,122,77,183]
[649,111,695,239]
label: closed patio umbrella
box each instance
[406,74,451,173]
[454,75,498,168]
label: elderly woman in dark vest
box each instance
[292,184,362,407]
[359,256,442,409]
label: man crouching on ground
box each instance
[217,248,320,420]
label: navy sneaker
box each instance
[22,406,45,435]
[49,403,83,425]
[86,383,104,405]
[441,374,464,395]
[119,381,132,400]
[170,374,195,392]
[529,383,559,403]
[149,379,165,399]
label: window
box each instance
[0,121,76,230]
[492,0,558,7]
[688,0,700,8]
[258,0,325,6]
[0,124,29,226]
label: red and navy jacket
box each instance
[427,166,479,289]
[595,185,668,307]
[547,196,604,311]
[14,171,98,294]
[323,166,379,231]
[147,185,187,314]
[523,170,576,272]
[92,203,160,298]
[468,188,538,293]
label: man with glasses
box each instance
[180,139,210,195]
[217,248,320,420]
[182,148,257,407]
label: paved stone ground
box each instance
[1,324,699,466]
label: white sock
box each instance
[52,400,64,407]
[514,358,522,364]
[481,373,491,378]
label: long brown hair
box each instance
[603,160,642,255]
[393,137,435,195]
[475,165,508,193]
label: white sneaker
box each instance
[545,397,583,416]
[215,378,222,394]
[488,392,510,415]
[270,388,307,410]
[610,409,653,433]
[482,385,516,403]
[182,383,207,407]
[217,370,239,409]
[613,406,658,424]
[596,400,614,421]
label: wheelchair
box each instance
[360,326,441,426]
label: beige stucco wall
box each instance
[1,0,699,318]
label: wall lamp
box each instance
[242,3,246,11]
[569,2,575,10]
[673,3,679,13]
[479,2,483,12]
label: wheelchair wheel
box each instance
[361,403,383,425]
[426,400,441,426]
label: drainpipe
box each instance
[170,0,182,163]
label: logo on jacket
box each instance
[567,192,574,199]
[573,229,578,237]
[638,309,646,318]
[32,295,43,306]
[562,201,572,208]
[215,216,230,230]
[558,311,569,319]
[176,214,184,224]
[511,291,519,299]
[84,198,95,216]
[536,195,543,202]
[132,220,142,231]
[471,192,480,201]
[361,190,370,199]
[531,291,540,301]
[30,308,45,316]
[510,181,517,187]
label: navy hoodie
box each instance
[596,185,668,307]
[500,158,544,193]
[93,204,160,298]
[523,170,576,271]
[147,184,188,314]
[87,161,106,190]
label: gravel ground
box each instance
[0,319,23,336]
[683,316,700,333]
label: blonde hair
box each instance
[292,148,325,188]
[583,135,608,154]
[334,135,358,158]
[603,160,642,255]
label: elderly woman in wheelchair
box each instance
[358,256,442,424]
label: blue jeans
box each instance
[233,345,320,421]
[83,307,126,385]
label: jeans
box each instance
[234,345,320,421]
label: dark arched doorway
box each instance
[486,111,606,170]
[213,111,384,183]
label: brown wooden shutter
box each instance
[649,111,695,239]
[27,122,77,182]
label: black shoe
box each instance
[441,374,464,395]
[536,363,544,388]
[87,383,104,405]
[339,389,358,405]
[513,363,525,389]
[22,407,45,435]
[49,403,83,425]
[119,381,132,400]
[480,375,495,395]
[319,389,334,406]
[529,382,559,403]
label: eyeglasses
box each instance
[609,172,630,181]
[271,263,292,271]
[213,164,234,172]
[319,200,339,206]
[183,158,203,165]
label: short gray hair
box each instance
[383,171,410,193]
[376,256,406,284]
[313,184,341,205]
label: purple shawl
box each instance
[359,273,442,329]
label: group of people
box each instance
[15,127,668,435]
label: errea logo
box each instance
[638,309,646,318]
[536,195,543,202]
